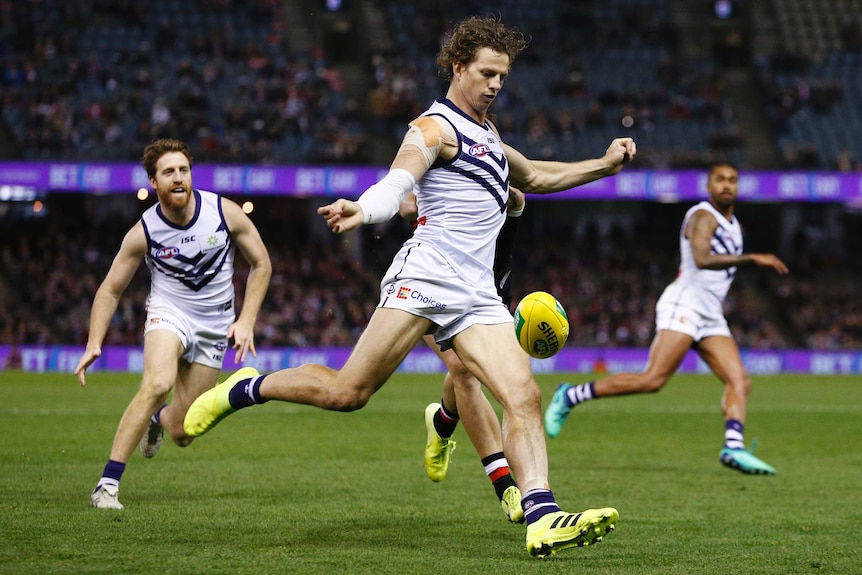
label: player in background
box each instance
[544,162,788,475]
[400,188,526,523]
[184,16,635,557]
[74,138,271,509]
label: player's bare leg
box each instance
[185,309,431,437]
[92,330,183,508]
[451,370,523,522]
[452,323,617,556]
[160,361,220,445]
[698,336,774,475]
[423,336,523,521]
[545,330,692,437]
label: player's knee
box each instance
[173,436,193,448]
[641,374,669,393]
[502,378,542,412]
[523,381,543,408]
[140,375,173,400]
[324,388,372,412]
[728,374,752,396]
[450,364,479,392]
[337,396,370,412]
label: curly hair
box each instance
[436,16,530,82]
[141,139,193,179]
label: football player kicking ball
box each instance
[403,188,525,523]
[544,161,787,475]
[184,16,635,557]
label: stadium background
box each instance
[1,0,861,371]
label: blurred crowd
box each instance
[1,0,862,352]
[0,0,367,165]
[1,0,860,168]
[368,0,743,170]
[1,196,859,351]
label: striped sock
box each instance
[565,382,595,406]
[522,488,561,525]
[228,375,270,409]
[433,401,459,438]
[151,403,167,424]
[481,451,517,500]
[724,419,745,450]
[95,459,126,491]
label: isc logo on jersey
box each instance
[513,291,569,359]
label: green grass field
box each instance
[1,371,860,574]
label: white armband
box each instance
[356,168,416,224]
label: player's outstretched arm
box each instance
[319,115,457,233]
[504,137,636,194]
[74,223,147,386]
[688,211,789,274]
[749,253,789,275]
[222,198,272,363]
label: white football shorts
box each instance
[378,240,512,350]
[144,297,234,368]
[654,279,732,342]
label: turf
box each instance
[1,371,860,574]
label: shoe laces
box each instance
[748,437,759,455]
[429,436,455,460]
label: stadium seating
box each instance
[0,0,361,164]
[376,0,744,168]
[0,0,858,351]
[762,0,862,169]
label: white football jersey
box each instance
[677,200,743,302]
[411,99,510,289]
[141,189,235,311]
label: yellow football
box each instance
[513,291,569,359]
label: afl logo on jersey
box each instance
[469,143,490,157]
[154,246,180,259]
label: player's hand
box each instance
[74,347,101,387]
[317,199,365,234]
[398,191,418,221]
[604,137,637,173]
[751,253,789,275]
[507,186,525,214]
[227,322,257,364]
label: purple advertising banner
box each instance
[3,345,862,375]
[2,161,862,202]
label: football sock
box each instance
[228,375,270,409]
[565,382,595,406]
[481,451,517,500]
[151,403,167,424]
[433,400,459,438]
[521,488,561,525]
[724,418,745,450]
[95,459,126,491]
